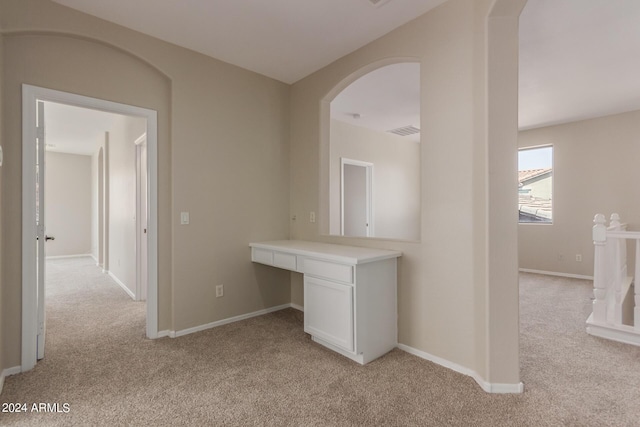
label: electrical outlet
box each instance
[576,254,582,262]
[216,284,224,298]
[310,211,316,223]
[292,214,297,221]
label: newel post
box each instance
[592,214,608,324]
[610,213,621,229]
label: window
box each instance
[518,145,552,223]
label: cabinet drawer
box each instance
[251,248,273,265]
[304,258,353,284]
[273,252,297,271]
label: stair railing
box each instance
[592,213,640,329]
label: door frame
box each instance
[35,100,46,360]
[340,157,373,237]
[134,132,148,302]
[21,84,160,371]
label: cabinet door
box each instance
[304,276,354,352]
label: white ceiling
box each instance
[44,102,121,156]
[330,63,421,142]
[52,0,447,85]
[519,0,640,129]
[47,0,640,147]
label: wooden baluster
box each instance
[592,214,608,324]
[611,214,624,325]
[633,239,640,332]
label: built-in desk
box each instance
[249,240,401,364]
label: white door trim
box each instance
[340,157,374,237]
[21,84,160,372]
[36,100,46,360]
[134,132,148,302]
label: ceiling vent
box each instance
[387,125,420,137]
[368,0,392,8]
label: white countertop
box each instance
[249,240,401,265]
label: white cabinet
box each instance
[304,276,354,352]
[304,258,353,283]
[249,240,401,364]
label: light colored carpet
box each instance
[1,259,639,426]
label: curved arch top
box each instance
[321,56,420,104]
[320,57,422,241]
[1,29,173,83]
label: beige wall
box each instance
[45,152,92,257]
[330,119,421,241]
[290,0,521,385]
[0,0,291,368]
[519,110,640,277]
[0,0,523,388]
[108,115,145,294]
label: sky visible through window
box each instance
[518,145,552,170]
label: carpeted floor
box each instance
[1,258,639,426]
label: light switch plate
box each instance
[180,211,190,225]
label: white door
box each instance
[36,100,47,360]
[341,158,373,237]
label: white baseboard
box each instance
[5,366,22,376]
[290,303,304,312]
[169,304,293,338]
[474,376,525,394]
[519,268,593,281]
[46,254,94,260]
[397,344,524,394]
[107,271,136,300]
[1,366,23,395]
[586,313,640,346]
